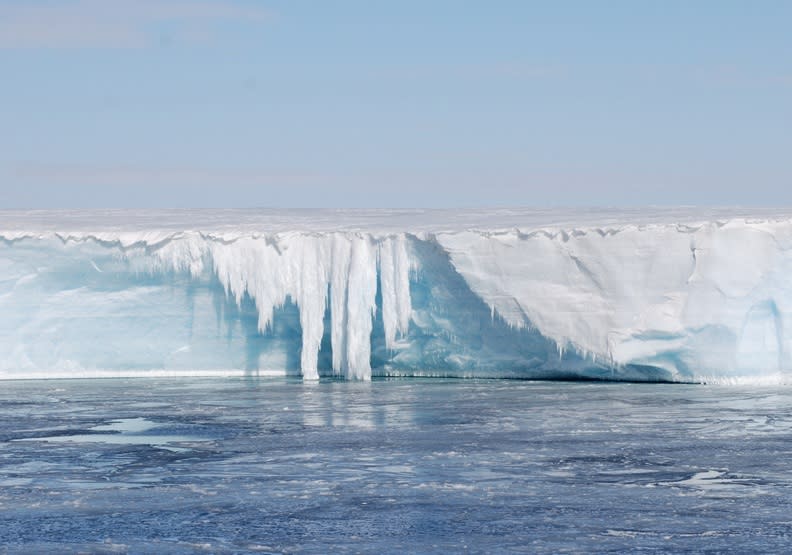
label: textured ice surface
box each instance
[2,208,792,382]
[2,378,792,553]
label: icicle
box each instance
[296,236,328,380]
[392,234,412,339]
[329,235,352,375]
[379,238,398,348]
[343,235,378,380]
[159,231,412,380]
[378,236,411,349]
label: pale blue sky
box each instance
[1,0,790,208]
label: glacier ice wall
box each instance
[2,210,792,383]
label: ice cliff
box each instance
[2,208,791,383]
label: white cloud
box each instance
[0,0,269,49]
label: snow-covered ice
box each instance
[2,208,792,383]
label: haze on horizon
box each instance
[1,0,790,209]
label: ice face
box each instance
[1,208,792,383]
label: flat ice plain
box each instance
[2,208,792,383]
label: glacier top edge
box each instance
[2,207,792,238]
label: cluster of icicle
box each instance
[151,232,413,380]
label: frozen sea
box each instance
[2,378,792,554]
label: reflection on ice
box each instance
[15,417,212,452]
[92,417,158,434]
[3,378,792,553]
[660,470,767,497]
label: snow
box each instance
[2,208,792,382]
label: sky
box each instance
[0,0,790,208]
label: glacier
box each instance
[2,208,792,383]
